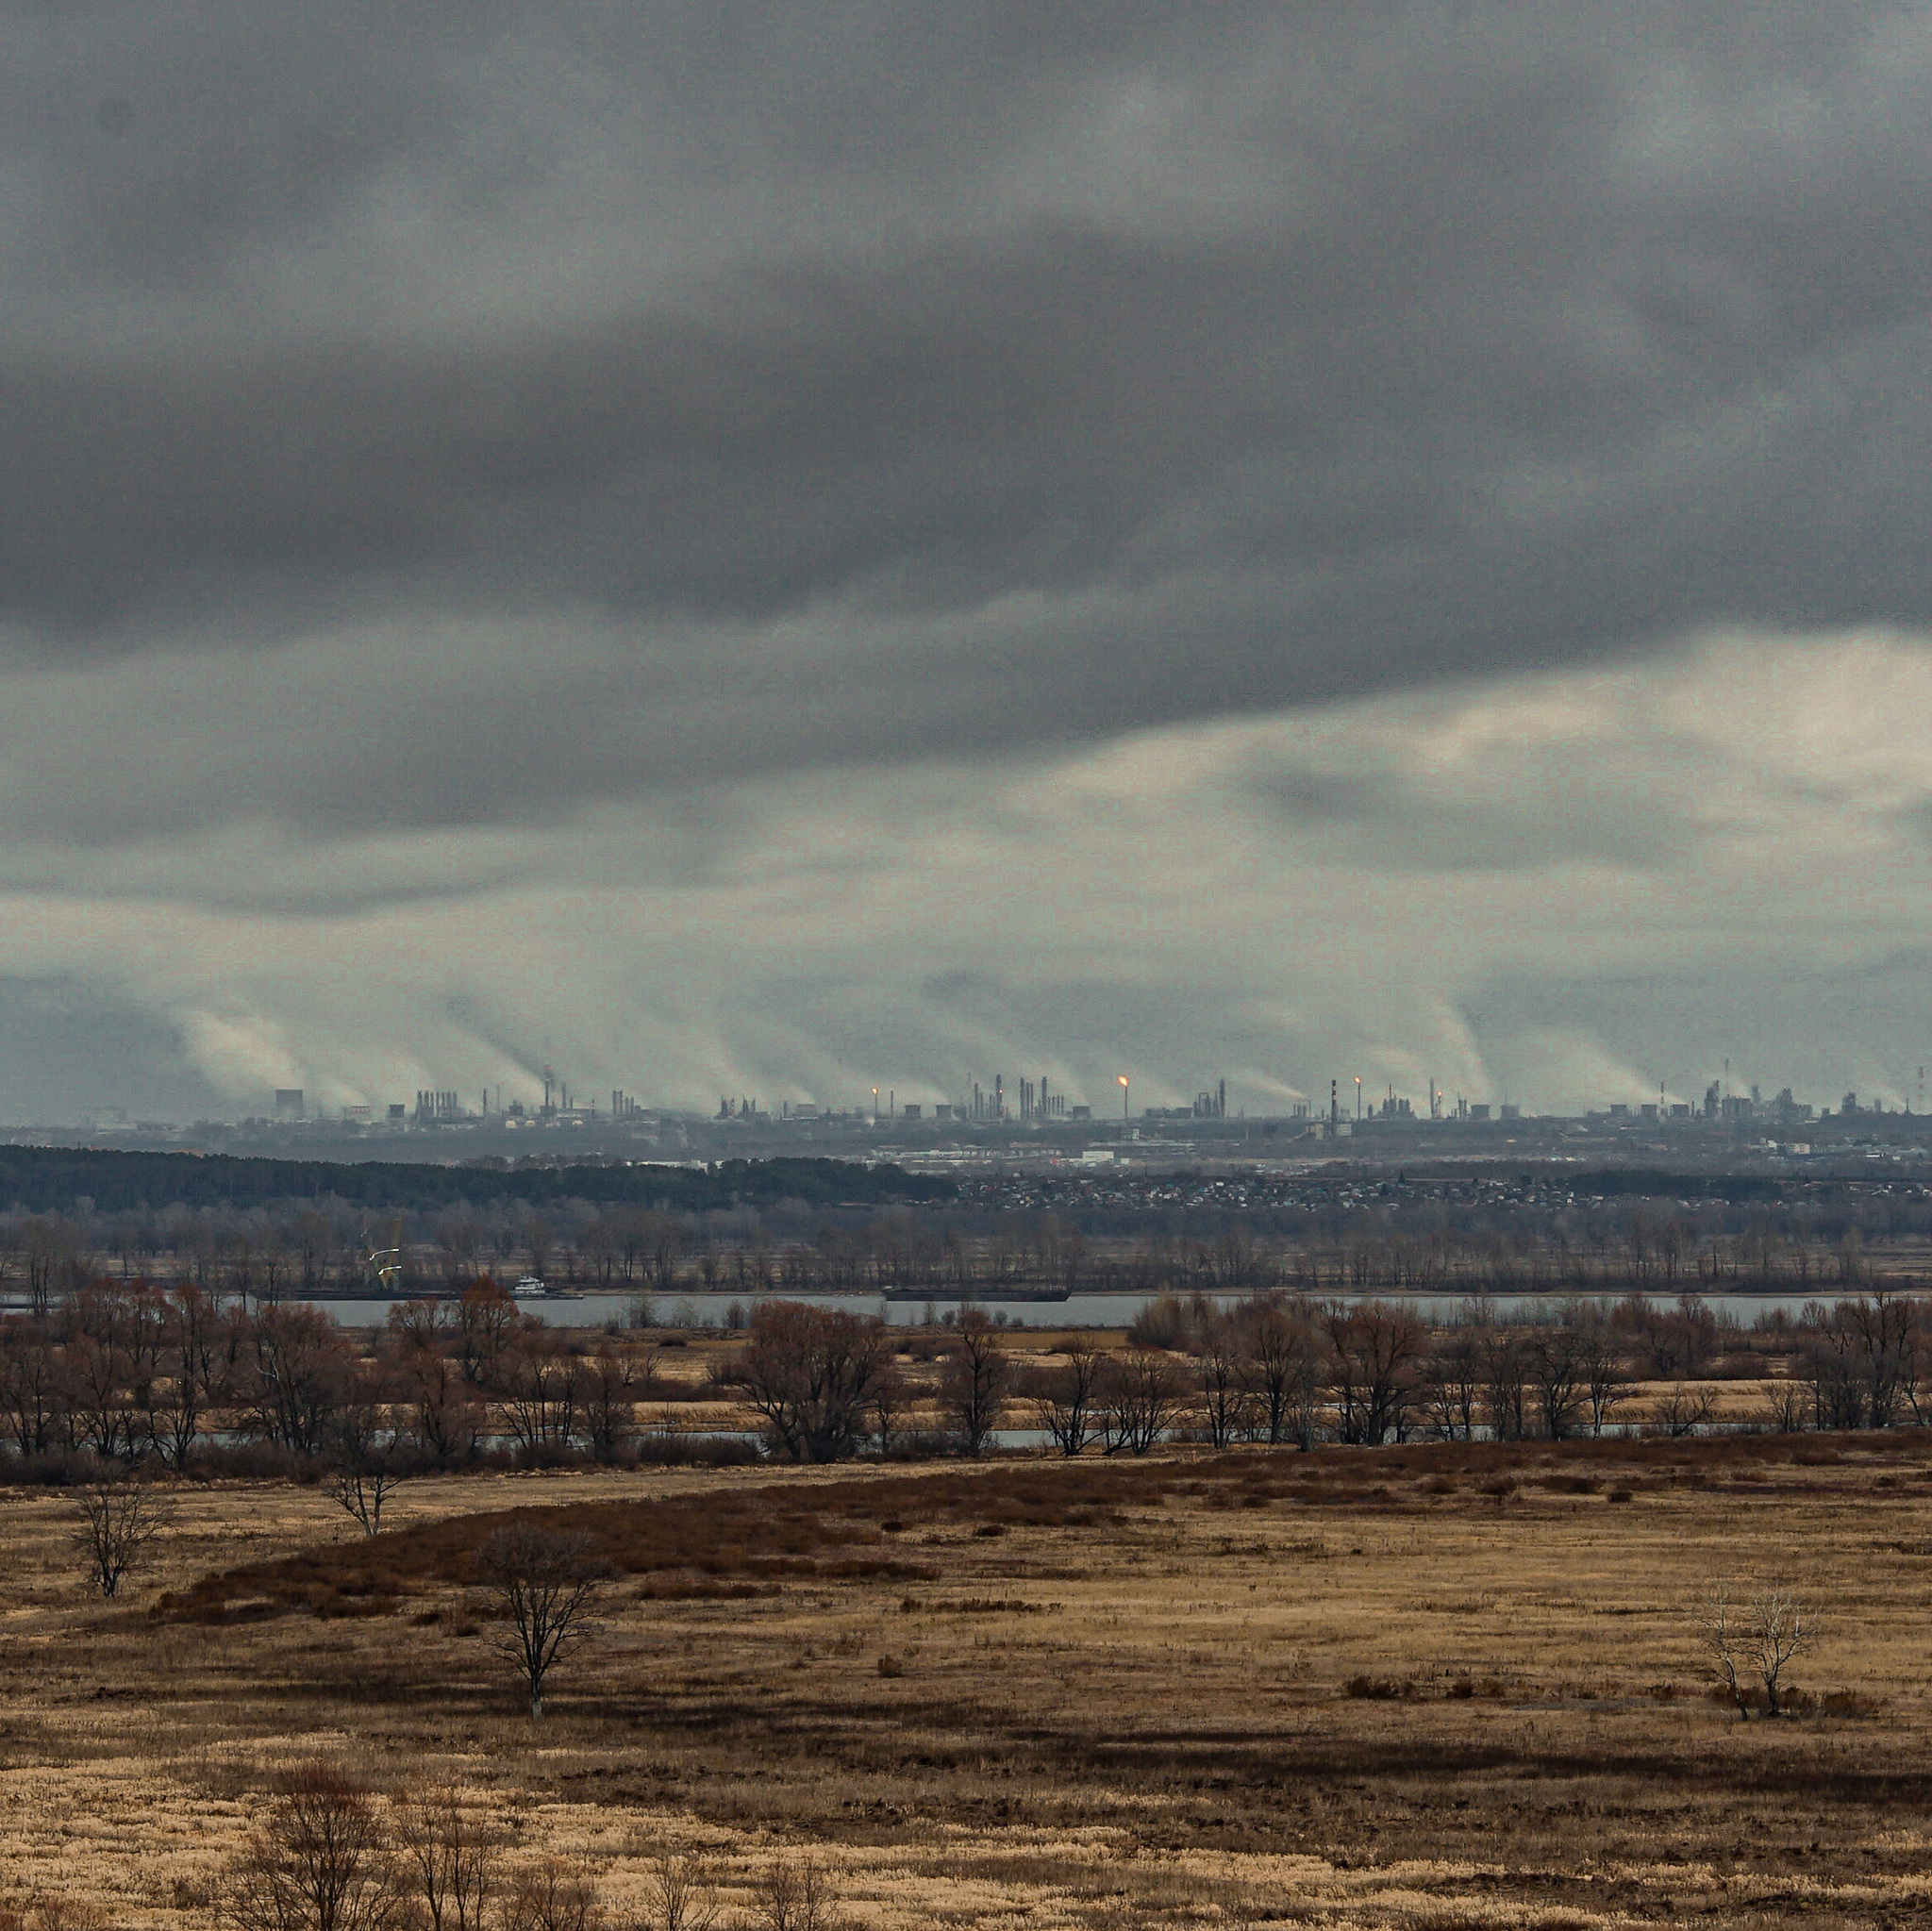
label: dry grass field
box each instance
[2,1429,1932,1929]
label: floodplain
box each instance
[0,1426,1929,1930]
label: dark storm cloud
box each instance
[8,3,1932,813]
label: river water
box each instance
[279,1286,1857,1330]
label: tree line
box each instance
[723,1286,1932,1461]
[5,1277,1932,1490]
[1,1199,1921,1303]
[0,1279,709,1497]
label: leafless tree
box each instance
[392,1787,493,1931]
[1525,1313,1589,1441]
[868,1368,912,1457]
[1418,1323,1483,1441]
[437,1213,485,1284]
[64,1328,140,1464]
[752,1856,838,1931]
[475,1523,608,1717]
[1478,1321,1530,1441]
[1236,1296,1323,1447]
[641,1853,722,1931]
[577,1340,645,1463]
[73,1476,167,1598]
[291,1210,337,1293]
[1649,1384,1717,1438]
[147,1283,228,1469]
[1698,1583,1815,1719]
[0,1317,69,1458]
[222,1760,406,1931]
[240,1304,354,1455]
[1193,1314,1255,1449]
[727,1302,896,1462]
[1759,1378,1809,1432]
[1096,1348,1189,1456]
[456,1280,522,1386]
[1324,1301,1424,1445]
[938,1310,1009,1456]
[1574,1313,1631,1436]
[324,1387,411,1538]
[1798,1292,1924,1428]
[499,1858,603,1931]
[494,1335,584,1463]
[22,1218,80,1319]
[1031,1340,1106,1456]
[383,1308,482,1465]
[522,1218,556,1284]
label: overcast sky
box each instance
[8,1,1932,1121]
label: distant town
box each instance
[21,1066,1932,1172]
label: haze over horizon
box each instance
[9,4,1932,1123]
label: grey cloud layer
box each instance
[11,6,1932,1112]
[9,5,1932,806]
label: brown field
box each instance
[5,1428,1932,1929]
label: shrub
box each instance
[499,1859,603,1931]
[222,1761,403,1931]
[1343,1673,1416,1700]
[72,1476,168,1599]
[751,1857,837,1931]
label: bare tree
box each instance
[240,1304,354,1455]
[1698,1584,1816,1719]
[73,1476,166,1598]
[868,1368,911,1457]
[64,1328,141,1464]
[1574,1313,1631,1437]
[726,1302,896,1462]
[475,1523,608,1717]
[384,1308,481,1465]
[1193,1314,1256,1449]
[641,1853,722,1931]
[493,1335,584,1464]
[456,1279,522,1386]
[147,1283,228,1470]
[325,1381,411,1537]
[0,1317,69,1459]
[1525,1315,1589,1441]
[393,1787,493,1931]
[938,1310,1009,1457]
[521,1218,556,1284]
[1758,1378,1809,1432]
[1096,1348,1189,1456]
[1649,1384,1717,1439]
[577,1340,645,1463]
[1749,1589,1816,1717]
[1236,1296,1323,1448]
[499,1858,603,1931]
[1418,1323,1483,1442]
[752,1856,838,1931]
[1031,1339,1106,1457]
[1324,1301,1425,1445]
[22,1218,80,1319]
[223,1760,406,1931]
[1478,1321,1530,1441]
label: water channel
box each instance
[271,1287,1857,1330]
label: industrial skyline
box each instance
[44,1064,1927,1141]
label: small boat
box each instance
[512,1275,548,1298]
